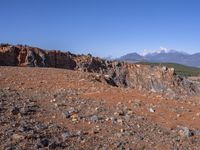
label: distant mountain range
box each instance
[118,49,200,68]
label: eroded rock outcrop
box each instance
[0,44,199,96]
[0,44,19,66]
[0,44,76,69]
[45,51,76,69]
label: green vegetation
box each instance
[137,62,200,77]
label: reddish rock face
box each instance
[0,45,19,66]
[0,44,76,69]
[46,51,76,69]
[0,44,199,96]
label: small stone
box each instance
[116,133,122,138]
[12,134,24,140]
[196,112,200,117]
[150,88,156,93]
[117,102,122,106]
[71,113,79,122]
[104,74,110,78]
[114,112,118,116]
[40,138,49,147]
[72,118,78,122]
[105,117,109,121]
[149,108,155,113]
[124,115,131,121]
[48,142,57,149]
[127,110,133,115]
[128,100,133,104]
[96,125,100,130]
[62,132,72,139]
[92,129,99,134]
[35,144,42,149]
[11,107,20,115]
[18,125,32,132]
[114,110,125,116]
[68,108,77,114]
[76,130,83,136]
[62,111,71,118]
[193,130,200,135]
[110,117,117,123]
[118,110,125,116]
[162,66,167,71]
[5,87,10,90]
[90,115,99,122]
[92,126,100,134]
[117,119,123,124]
[179,127,193,137]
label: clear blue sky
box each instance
[1,0,200,57]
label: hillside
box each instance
[137,62,200,77]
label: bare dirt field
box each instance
[1,66,200,150]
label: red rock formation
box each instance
[0,44,76,69]
[0,45,19,66]
[0,44,199,96]
[46,51,76,69]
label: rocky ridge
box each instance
[0,44,199,96]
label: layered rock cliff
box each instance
[0,44,199,96]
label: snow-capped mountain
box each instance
[118,48,200,68]
[140,47,188,56]
[140,47,175,56]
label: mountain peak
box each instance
[140,47,179,56]
[119,48,199,68]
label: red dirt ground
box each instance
[1,66,200,149]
